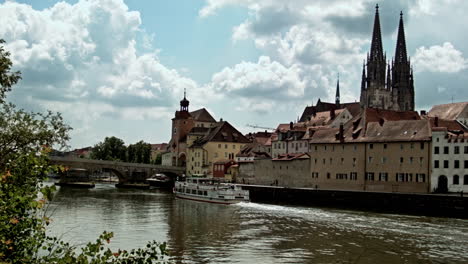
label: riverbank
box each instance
[240,185,468,219]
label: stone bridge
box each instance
[49,156,185,183]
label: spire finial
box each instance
[376,4,379,10]
[370,2,384,62]
[184,88,186,99]
[400,10,403,17]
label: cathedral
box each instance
[360,4,415,111]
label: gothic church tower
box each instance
[360,5,415,111]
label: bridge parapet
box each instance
[49,156,185,183]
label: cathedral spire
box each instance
[370,4,384,62]
[395,11,408,64]
[335,73,340,106]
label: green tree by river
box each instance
[0,39,168,263]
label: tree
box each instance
[127,140,152,164]
[0,40,169,263]
[91,136,127,162]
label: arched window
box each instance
[453,175,459,185]
[464,175,468,185]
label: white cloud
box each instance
[413,42,467,73]
[0,0,206,119]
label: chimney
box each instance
[435,116,439,127]
[330,108,336,119]
[289,121,294,130]
[220,118,223,122]
[420,110,427,116]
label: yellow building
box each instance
[186,121,250,176]
[308,109,432,193]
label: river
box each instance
[46,183,468,263]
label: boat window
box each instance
[198,190,203,195]
[191,190,197,194]
[186,189,190,194]
[203,191,207,196]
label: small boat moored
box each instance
[174,177,249,204]
[146,174,173,188]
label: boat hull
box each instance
[174,192,245,204]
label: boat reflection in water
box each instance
[174,177,249,204]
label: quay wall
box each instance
[240,185,468,219]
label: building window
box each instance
[233,145,236,149]
[353,158,356,167]
[396,173,405,182]
[383,144,387,149]
[453,175,459,185]
[330,158,333,164]
[365,172,374,181]
[420,142,425,150]
[400,144,404,150]
[444,146,449,154]
[324,145,327,150]
[382,157,387,164]
[218,144,221,148]
[214,153,218,158]
[327,173,330,179]
[225,144,228,149]
[436,137,439,142]
[409,157,414,164]
[464,175,468,185]
[314,146,318,151]
[332,146,335,152]
[455,160,460,169]
[369,144,373,149]
[353,145,357,151]
[405,173,413,182]
[368,157,373,163]
[455,146,460,154]
[400,157,404,164]
[465,160,468,168]
[350,172,357,180]
[224,152,227,158]
[341,158,344,164]
[434,160,439,168]
[314,158,317,164]
[419,157,423,164]
[410,143,414,149]
[416,174,426,183]
[444,160,449,168]
[434,147,439,154]
[379,172,388,181]
[323,159,326,164]
[465,146,468,154]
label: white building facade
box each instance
[431,130,468,193]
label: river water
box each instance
[46,183,468,263]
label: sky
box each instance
[1,0,467,149]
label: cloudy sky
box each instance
[1,0,467,148]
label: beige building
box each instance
[238,153,310,187]
[186,121,250,176]
[308,109,431,194]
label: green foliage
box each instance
[90,136,127,162]
[0,39,21,102]
[153,154,162,165]
[127,140,152,164]
[0,39,170,263]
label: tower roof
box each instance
[394,11,408,64]
[370,4,384,62]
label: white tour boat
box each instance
[174,177,249,204]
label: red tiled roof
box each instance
[428,102,468,120]
[190,108,217,123]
